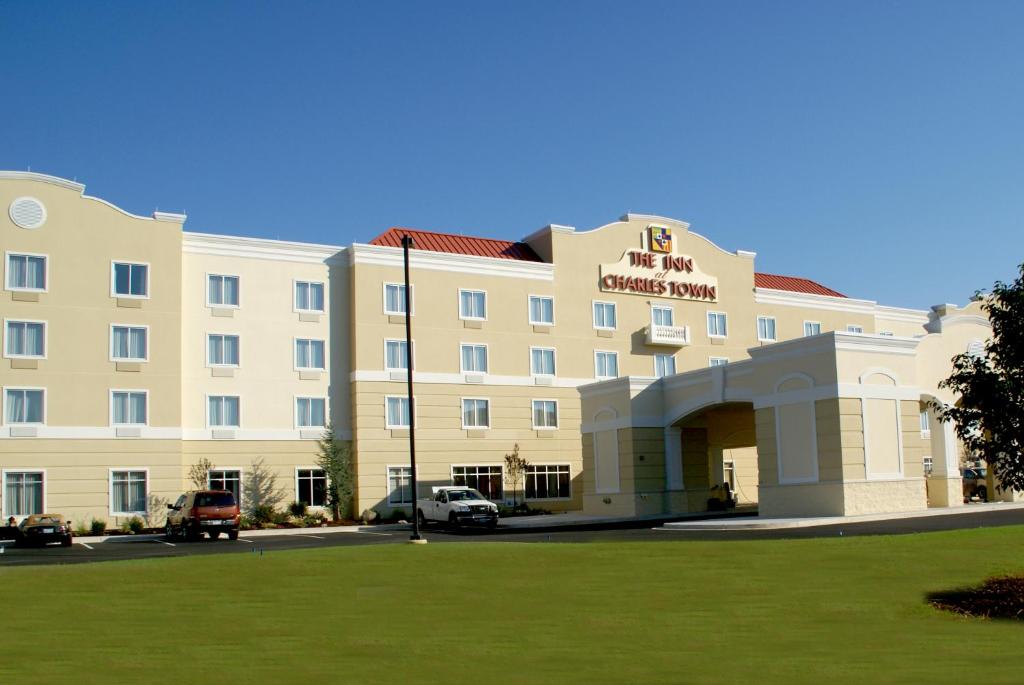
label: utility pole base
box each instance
[408,538,428,545]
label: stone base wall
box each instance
[841,478,927,516]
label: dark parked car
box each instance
[16,514,73,547]
[166,490,240,541]
[962,467,988,502]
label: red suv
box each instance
[166,490,240,541]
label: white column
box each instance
[664,426,684,490]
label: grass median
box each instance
[4,526,1024,684]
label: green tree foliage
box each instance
[316,424,354,521]
[188,457,214,489]
[938,263,1024,493]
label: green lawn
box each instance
[4,528,1024,684]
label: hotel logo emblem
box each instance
[650,225,672,253]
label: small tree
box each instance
[242,457,285,516]
[938,263,1024,494]
[188,457,214,489]
[316,424,354,521]
[504,443,530,510]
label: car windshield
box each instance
[196,492,236,507]
[25,515,62,526]
[447,489,486,501]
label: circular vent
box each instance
[9,197,47,229]
[967,340,984,359]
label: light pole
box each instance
[402,234,426,543]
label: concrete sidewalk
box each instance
[67,523,409,545]
[660,501,1024,531]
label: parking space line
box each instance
[299,534,325,539]
[358,531,393,536]
[80,543,94,550]
[237,537,255,543]
[157,540,176,547]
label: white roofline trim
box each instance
[754,287,878,315]
[349,243,554,281]
[183,232,344,264]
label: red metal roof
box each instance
[369,227,543,262]
[755,272,846,298]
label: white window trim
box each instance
[594,349,619,380]
[592,300,617,330]
[531,399,559,430]
[2,386,47,426]
[524,462,572,501]
[294,395,329,429]
[205,332,241,368]
[919,410,931,439]
[205,272,241,309]
[458,288,488,321]
[384,338,414,372]
[460,397,491,430]
[109,388,150,427]
[382,282,414,316]
[109,323,150,363]
[458,342,489,375]
[529,346,557,377]
[449,463,504,496]
[709,357,729,367]
[384,395,413,429]
[527,294,555,326]
[803,320,822,336]
[206,393,241,429]
[207,467,244,503]
[707,311,727,339]
[653,353,676,378]
[3,318,48,360]
[294,337,327,371]
[2,469,47,518]
[295,466,328,509]
[651,304,674,326]
[386,464,414,506]
[4,251,49,293]
[108,467,149,517]
[110,260,151,300]
[756,315,777,342]
[293,278,326,314]
[847,324,864,334]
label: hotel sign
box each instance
[598,225,718,301]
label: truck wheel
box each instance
[978,486,988,502]
[228,530,239,541]
[448,513,459,530]
[416,510,428,528]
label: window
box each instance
[6,253,46,291]
[296,397,326,427]
[529,295,554,325]
[709,357,729,367]
[5,389,44,424]
[111,325,147,361]
[384,283,410,315]
[207,274,239,307]
[111,390,147,425]
[525,464,570,500]
[295,281,324,312]
[595,351,618,379]
[459,289,487,320]
[723,460,736,491]
[757,316,776,342]
[530,347,556,376]
[452,465,503,501]
[297,468,327,507]
[460,343,488,373]
[207,334,240,366]
[707,312,727,337]
[208,396,240,427]
[804,321,822,336]
[387,466,413,505]
[111,470,147,515]
[462,398,490,429]
[295,339,326,370]
[532,400,558,429]
[593,301,617,329]
[4,472,43,517]
[654,354,676,378]
[5,321,45,358]
[652,306,674,326]
[385,339,409,371]
[847,325,864,334]
[112,262,148,298]
[386,396,410,428]
[208,469,241,501]
[923,456,933,476]
[919,410,931,436]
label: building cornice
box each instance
[349,243,555,281]
[0,170,85,191]
[874,304,930,325]
[754,287,877,315]
[183,232,345,264]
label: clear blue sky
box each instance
[2,1,1021,309]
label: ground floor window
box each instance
[297,468,327,507]
[208,469,241,500]
[452,465,503,501]
[525,464,570,500]
[111,470,147,515]
[4,471,43,517]
[923,456,933,475]
[387,466,413,505]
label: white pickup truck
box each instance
[416,486,500,529]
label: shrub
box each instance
[271,509,292,526]
[302,510,327,527]
[74,520,90,536]
[90,518,107,536]
[389,509,408,522]
[289,501,309,519]
[250,504,276,525]
[120,516,145,534]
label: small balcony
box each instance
[646,324,691,346]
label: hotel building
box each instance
[0,171,1011,527]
